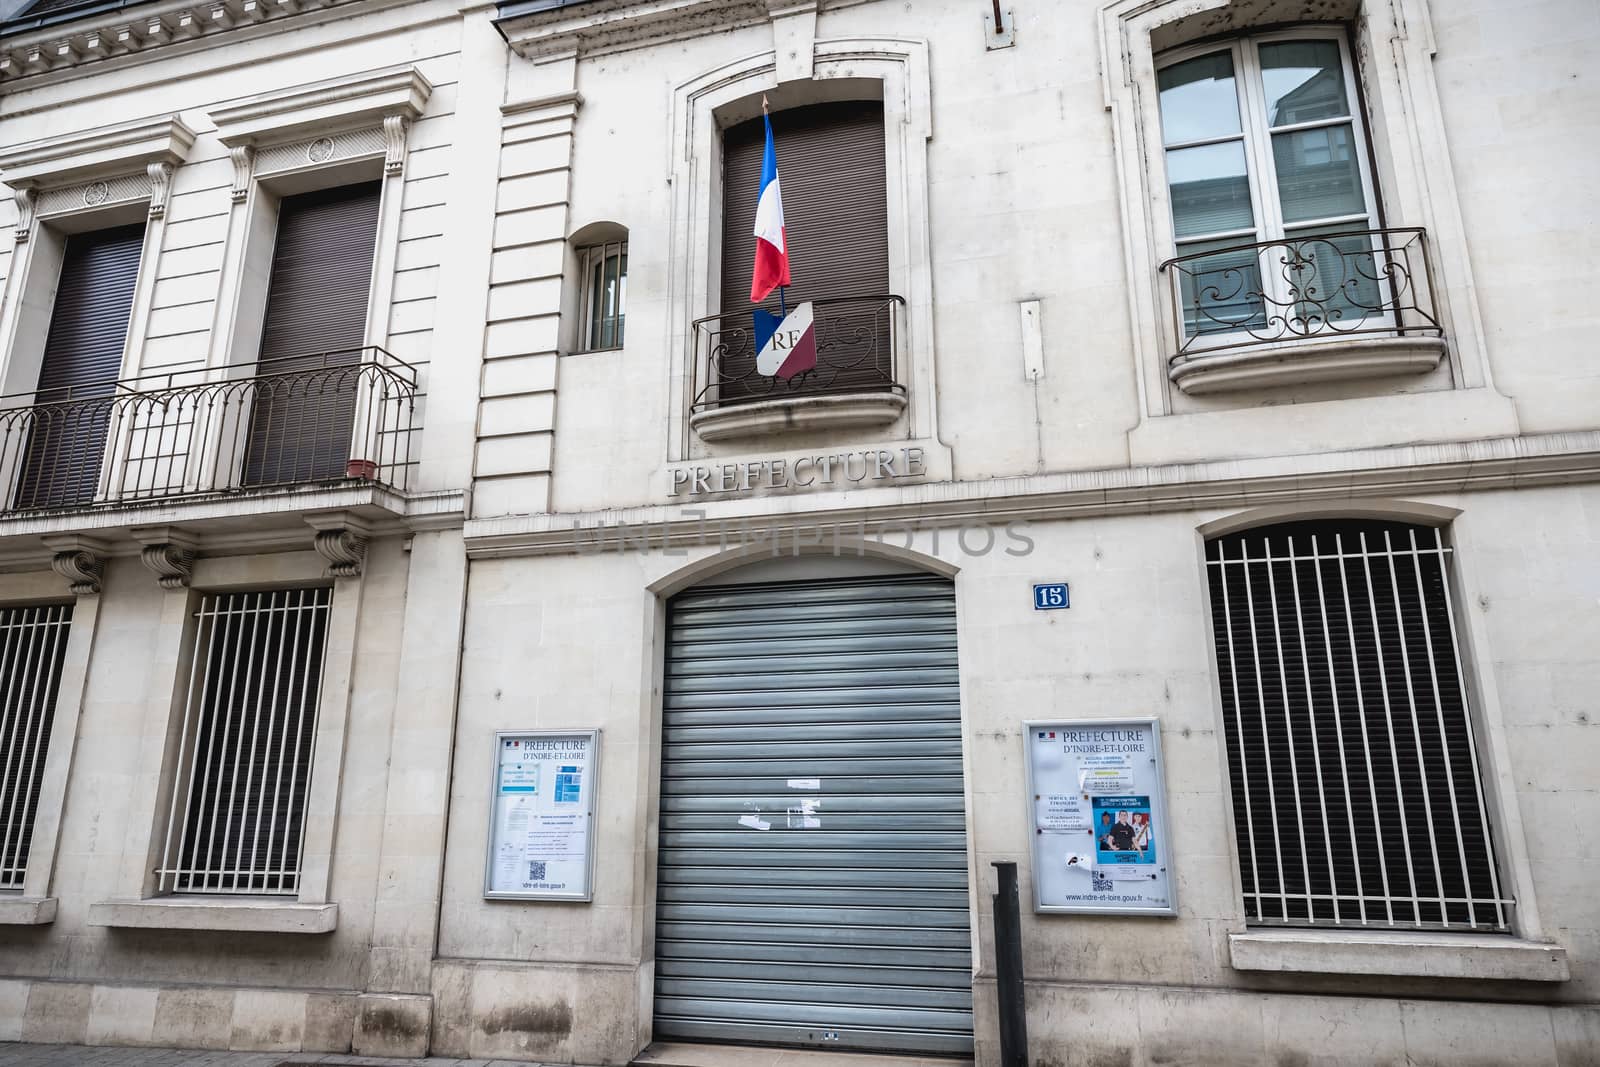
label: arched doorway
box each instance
[651,557,973,1055]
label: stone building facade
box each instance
[0,0,1594,1064]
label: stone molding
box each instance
[689,391,907,442]
[1169,337,1449,395]
[41,535,111,595]
[462,429,1600,558]
[1228,929,1570,982]
[306,511,374,577]
[0,0,364,83]
[209,66,431,149]
[130,526,200,589]
[495,0,874,61]
[0,114,195,238]
[87,897,338,934]
[0,113,196,189]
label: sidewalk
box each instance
[0,1046,570,1066]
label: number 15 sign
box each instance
[1033,582,1070,610]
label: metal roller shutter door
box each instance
[655,574,973,1056]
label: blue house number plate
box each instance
[1033,582,1070,610]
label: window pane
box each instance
[1172,237,1267,337]
[586,247,628,349]
[1158,51,1242,145]
[1281,224,1385,334]
[1168,141,1255,239]
[1272,123,1366,224]
[1259,40,1350,127]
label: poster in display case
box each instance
[1023,717,1176,916]
[484,729,599,901]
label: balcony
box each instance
[0,347,418,518]
[1159,228,1447,395]
[688,294,908,442]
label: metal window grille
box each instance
[156,588,332,895]
[1205,520,1512,931]
[0,604,73,891]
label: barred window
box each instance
[1205,520,1511,931]
[0,604,73,890]
[157,588,331,895]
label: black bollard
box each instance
[990,861,1029,1067]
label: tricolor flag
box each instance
[749,110,791,303]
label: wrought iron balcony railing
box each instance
[1158,227,1443,359]
[0,346,418,514]
[690,294,906,413]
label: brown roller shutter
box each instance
[244,182,381,486]
[719,102,890,401]
[14,222,146,510]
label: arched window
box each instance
[1204,519,1510,931]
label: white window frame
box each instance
[1098,0,1505,431]
[1157,29,1388,352]
[576,239,627,352]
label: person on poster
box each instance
[1092,795,1156,866]
[1109,810,1137,852]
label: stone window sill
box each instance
[1229,928,1569,982]
[690,391,906,443]
[1169,335,1447,396]
[0,896,57,925]
[88,897,338,934]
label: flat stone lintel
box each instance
[0,896,57,924]
[1229,929,1570,982]
[88,897,338,934]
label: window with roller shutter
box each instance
[1204,519,1513,932]
[718,101,892,402]
[244,181,381,487]
[13,222,145,510]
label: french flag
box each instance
[750,110,791,303]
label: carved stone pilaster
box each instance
[229,144,255,202]
[13,186,35,243]
[382,115,408,177]
[131,527,200,589]
[147,161,174,218]
[306,511,373,578]
[41,536,111,596]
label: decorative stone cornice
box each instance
[0,0,362,83]
[41,535,111,596]
[305,511,373,578]
[130,526,199,589]
[496,0,792,61]
[0,114,195,191]
[209,67,431,149]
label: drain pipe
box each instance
[990,861,1030,1066]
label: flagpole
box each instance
[763,94,789,319]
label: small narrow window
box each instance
[578,239,627,351]
[156,588,332,895]
[1205,520,1511,932]
[0,604,74,890]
